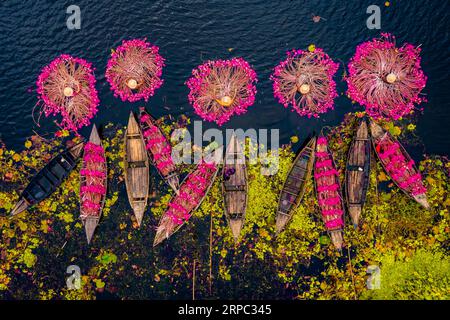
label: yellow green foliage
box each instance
[361,249,450,300]
[0,113,448,300]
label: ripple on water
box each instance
[0,0,448,155]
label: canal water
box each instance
[0,0,449,156]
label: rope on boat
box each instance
[192,259,196,301]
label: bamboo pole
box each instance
[347,245,357,300]
[209,211,213,295]
[192,259,196,300]
[371,151,379,203]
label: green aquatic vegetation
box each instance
[361,249,450,300]
[0,112,449,300]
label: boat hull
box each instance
[314,136,345,250]
[276,136,316,234]
[153,147,223,247]
[345,119,370,227]
[138,107,179,192]
[222,134,248,242]
[124,111,150,226]
[79,124,107,244]
[370,120,429,209]
[11,142,84,216]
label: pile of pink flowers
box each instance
[80,142,106,218]
[166,161,217,225]
[106,38,165,102]
[271,48,339,118]
[140,112,176,177]
[36,54,99,134]
[186,57,257,126]
[314,137,344,230]
[375,137,427,196]
[346,33,427,120]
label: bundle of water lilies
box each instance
[346,33,427,120]
[36,54,99,134]
[271,47,339,118]
[34,34,427,135]
[106,38,165,102]
[186,57,258,125]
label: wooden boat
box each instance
[276,136,316,234]
[138,107,179,192]
[79,125,107,244]
[10,142,84,216]
[370,120,429,209]
[314,136,345,250]
[345,119,370,227]
[153,147,223,247]
[222,134,248,242]
[124,111,150,227]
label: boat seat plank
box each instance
[347,165,365,172]
[63,154,76,167]
[128,161,147,168]
[36,175,54,192]
[50,163,68,180]
[224,185,246,192]
[44,169,59,185]
[127,134,142,139]
[58,157,73,171]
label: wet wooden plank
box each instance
[124,111,150,226]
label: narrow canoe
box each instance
[276,136,316,234]
[222,134,248,243]
[314,136,345,250]
[124,111,150,227]
[10,142,84,216]
[153,147,223,247]
[80,125,107,244]
[138,106,179,192]
[344,119,370,227]
[370,120,429,209]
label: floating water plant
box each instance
[36,54,99,134]
[346,33,427,120]
[271,47,339,118]
[106,38,165,102]
[186,58,257,125]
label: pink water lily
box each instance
[314,136,345,251]
[80,141,107,218]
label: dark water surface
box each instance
[0,0,449,155]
